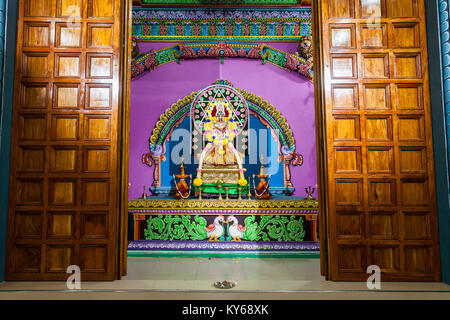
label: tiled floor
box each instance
[1,257,450,299]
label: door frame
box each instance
[118,0,133,278]
[311,0,329,278]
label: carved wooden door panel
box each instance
[6,0,122,280]
[319,0,441,280]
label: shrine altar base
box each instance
[128,196,319,258]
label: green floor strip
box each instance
[127,250,320,259]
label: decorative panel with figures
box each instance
[6,0,123,280]
[319,0,441,280]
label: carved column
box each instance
[306,214,318,242]
[143,152,163,191]
[133,214,146,241]
[151,155,162,188]
[283,154,294,189]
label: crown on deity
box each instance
[209,98,230,117]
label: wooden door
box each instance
[318,0,441,281]
[6,0,123,280]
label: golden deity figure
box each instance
[193,99,247,188]
[173,156,192,199]
[253,154,271,200]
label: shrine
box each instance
[0,0,448,287]
[129,76,319,256]
[123,2,323,259]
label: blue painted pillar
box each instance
[0,0,18,283]
[0,0,5,109]
[0,0,7,284]
[429,0,450,284]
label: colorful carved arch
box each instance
[143,80,303,194]
[131,41,313,81]
[145,80,300,161]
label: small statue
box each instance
[295,36,313,65]
[132,37,140,60]
[305,186,316,200]
[141,186,147,200]
[173,156,192,199]
[253,155,271,200]
[131,37,146,63]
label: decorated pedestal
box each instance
[128,197,319,257]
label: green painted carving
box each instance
[242,216,258,240]
[144,215,208,240]
[193,183,249,195]
[143,214,306,241]
[155,49,177,65]
[243,215,305,241]
[266,50,287,68]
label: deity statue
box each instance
[131,37,146,62]
[253,154,271,200]
[173,156,192,199]
[193,98,247,188]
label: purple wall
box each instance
[129,42,316,200]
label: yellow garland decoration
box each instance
[193,178,203,187]
[238,178,248,187]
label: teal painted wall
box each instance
[0,0,5,283]
[0,0,17,283]
[429,0,450,284]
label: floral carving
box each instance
[207,41,237,57]
[179,43,197,59]
[237,48,247,57]
[144,50,157,70]
[197,47,207,57]
[247,43,264,59]
[291,151,303,166]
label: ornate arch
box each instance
[144,80,299,158]
[142,80,303,193]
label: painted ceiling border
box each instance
[135,0,305,5]
[132,7,312,41]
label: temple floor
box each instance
[1,257,450,299]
